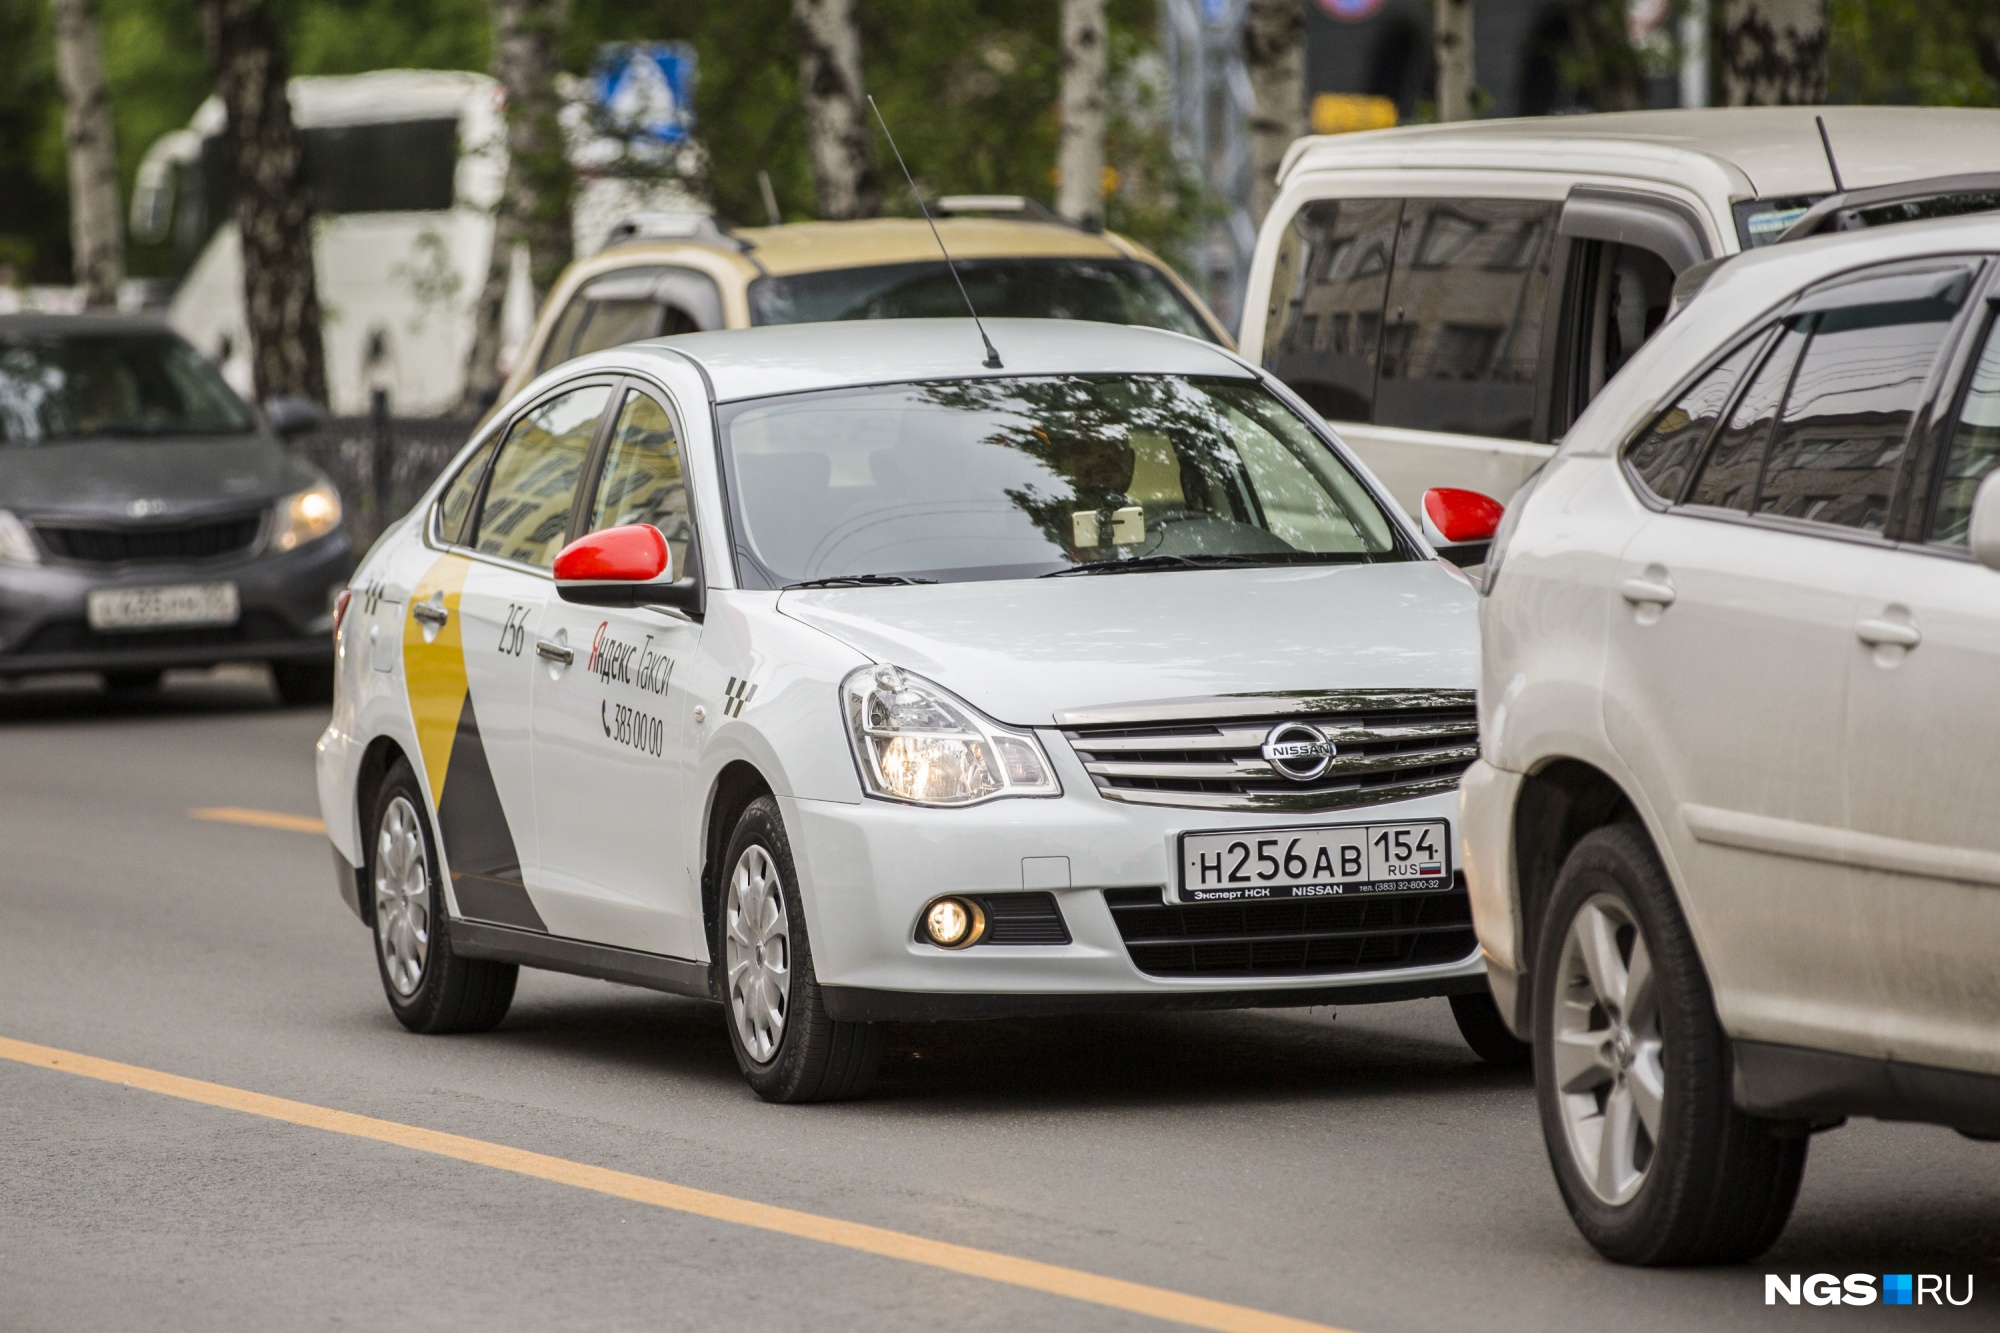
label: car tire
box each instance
[719,795,882,1103]
[1533,822,1805,1265]
[368,758,517,1034]
[1451,990,1531,1068]
[272,659,335,706]
[103,669,163,695]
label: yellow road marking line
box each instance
[189,807,327,835]
[0,1036,1350,1333]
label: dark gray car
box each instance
[0,316,351,701]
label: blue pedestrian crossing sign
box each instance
[594,43,696,144]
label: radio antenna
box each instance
[868,95,1002,369]
[1815,115,1846,193]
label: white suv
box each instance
[1462,214,2000,1264]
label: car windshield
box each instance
[0,332,254,442]
[720,374,1404,587]
[747,258,1214,342]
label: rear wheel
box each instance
[1451,990,1532,1068]
[272,659,335,706]
[719,796,881,1102]
[368,759,516,1034]
[1534,823,1805,1264]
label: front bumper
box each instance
[784,749,1486,1012]
[1458,758,1526,1036]
[0,532,352,676]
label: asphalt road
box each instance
[1,668,1994,1333]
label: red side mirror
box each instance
[554,524,670,584]
[1422,488,1504,545]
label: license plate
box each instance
[86,582,240,631]
[1178,820,1451,903]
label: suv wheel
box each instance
[719,796,881,1102]
[1533,823,1805,1265]
[369,759,517,1033]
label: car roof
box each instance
[594,317,1253,403]
[1282,106,2000,202]
[602,216,1135,277]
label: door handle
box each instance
[412,600,448,628]
[1620,578,1676,607]
[1856,617,1921,649]
[536,639,574,665]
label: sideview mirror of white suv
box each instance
[1970,471,2000,572]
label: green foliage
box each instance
[1828,0,2000,106]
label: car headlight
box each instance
[273,483,342,552]
[0,510,40,566]
[841,665,1060,806]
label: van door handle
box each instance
[412,600,448,627]
[1856,617,1921,649]
[536,639,574,665]
[1620,578,1676,607]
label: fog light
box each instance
[922,896,985,949]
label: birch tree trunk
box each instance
[793,0,877,220]
[1243,0,1304,229]
[1721,0,1827,104]
[49,0,123,308]
[464,0,571,408]
[1434,0,1477,122]
[203,0,326,406]
[1056,0,1107,231]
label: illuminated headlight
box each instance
[921,897,986,948]
[841,665,1060,806]
[0,510,40,566]
[273,483,342,552]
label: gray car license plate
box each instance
[1178,820,1451,903]
[86,582,240,631]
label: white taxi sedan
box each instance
[317,318,1508,1101]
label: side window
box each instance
[535,296,591,376]
[1259,198,1401,423]
[587,390,693,576]
[538,267,724,375]
[1623,330,1773,505]
[1575,242,1677,403]
[1929,311,2000,545]
[435,434,498,545]
[1755,289,1963,533]
[1687,323,1808,513]
[472,383,611,568]
[1375,198,1558,441]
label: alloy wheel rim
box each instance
[725,844,790,1064]
[1551,893,1664,1205]
[373,795,431,997]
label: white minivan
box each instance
[1238,106,2000,514]
[316,317,1518,1102]
[1462,214,2000,1264]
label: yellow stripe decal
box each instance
[402,554,472,806]
[188,807,327,834]
[0,1035,1350,1333]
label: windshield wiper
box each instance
[1041,554,1280,577]
[783,574,938,589]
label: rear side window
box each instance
[1755,294,1960,532]
[535,267,723,375]
[435,434,498,545]
[1928,312,2000,545]
[472,383,610,567]
[1374,199,1559,442]
[1687,323,1807,513]
[1623,329,1772,504]
[1259,198,1401,423]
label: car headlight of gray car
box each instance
[840,664,1059,806]
[0,510,39,566]
[272,483,343,552]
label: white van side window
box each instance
[1259,199,1401,425]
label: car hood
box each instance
[0,435,319,522]
[777,560,1479,726]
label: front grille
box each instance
[35,514,263,564]
[1105,878,1476,978]
[1062,690,1478,813]
[12,611,296,657]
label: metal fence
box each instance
[287,411,482,553]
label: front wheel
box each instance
[1533,823,1805,1265]
[368,758,517,1034]
[719,796,881,1102]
